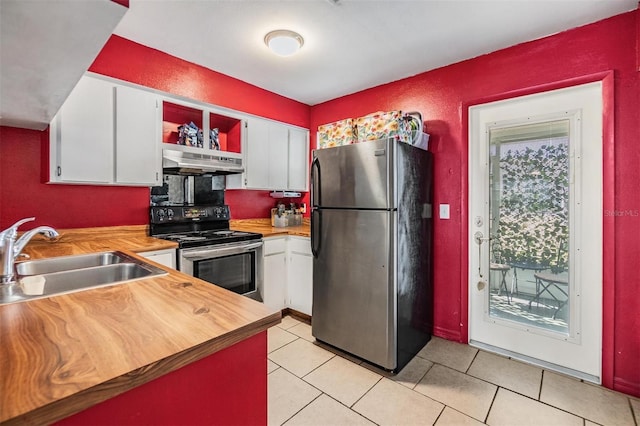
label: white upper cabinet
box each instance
[244,117,270,188]
[50,74,161,186]
[51,76,114,183]
[50,73,306,189]
[229,117,309,191]
[288,127,310,191]
[268,123,289,190]
[115,85,160,185]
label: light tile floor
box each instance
[269,315,640,426]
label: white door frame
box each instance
[468,81,604,382]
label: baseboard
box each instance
[432,325,463,343]
[282,308,311,325]
[281,314,462,343]
[613,377,640,398]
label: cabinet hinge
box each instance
[245,122,248,128]
[244,178,247,185]
[156,172,159,180]
[57,166,62,177]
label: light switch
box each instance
[439,204,450,220]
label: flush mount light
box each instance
[264,30,304,57]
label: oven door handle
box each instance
[181,241,263,261]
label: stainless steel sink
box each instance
[16,251,127,275]
[1,251,168,305]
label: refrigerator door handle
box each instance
[311,156,321,207]
[311,209,321,258]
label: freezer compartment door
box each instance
[312,208,396,369]
[312,139,392,209]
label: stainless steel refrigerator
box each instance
[311,137,433,372]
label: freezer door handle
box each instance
[311,209,321,258]
[311,156,321,207]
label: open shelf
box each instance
[162,100,243,154]
[162,102,203,145]
[210,112,242,153]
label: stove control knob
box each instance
[157,209,166,221]
[167,209,175,219]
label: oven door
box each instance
[179,240,263,301]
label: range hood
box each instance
[162,149,244,176]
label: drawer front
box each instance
[264,237,287,255]
[288,237,311,255]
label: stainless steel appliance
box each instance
[149,205,263,300]
[311,138,433,372]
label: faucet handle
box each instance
[1,217,36,238]
[10,217,36,228]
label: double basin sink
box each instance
[1,251,168,305]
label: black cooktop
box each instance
[149,205,262,248]
[154,229,262,249]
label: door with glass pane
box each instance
[489,120,570,333]
[469,82,603,383]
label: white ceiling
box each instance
[0,0,127,130]
[114,0,636,106]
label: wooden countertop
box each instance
[231,218,310,238]
[17,225,178,258]
[1,225,280,425]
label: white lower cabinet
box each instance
[262,237,287,311]
[262,236,312,316]
[286,237,313,315]
[139,249,176,269]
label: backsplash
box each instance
[150,175,225,206]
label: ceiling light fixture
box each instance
[264,30,304,57]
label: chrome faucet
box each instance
[0,217,59,284]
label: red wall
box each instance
[90,36,309,128]
[0,126,151,229]
[57,332,267,425]
[310,10,639,396]
[0,35,310,229]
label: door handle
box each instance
[181,241,263,260]
[474,231,491,245]
[474,231,492,281]
[311,209,321,258]
[310,157,320,207]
